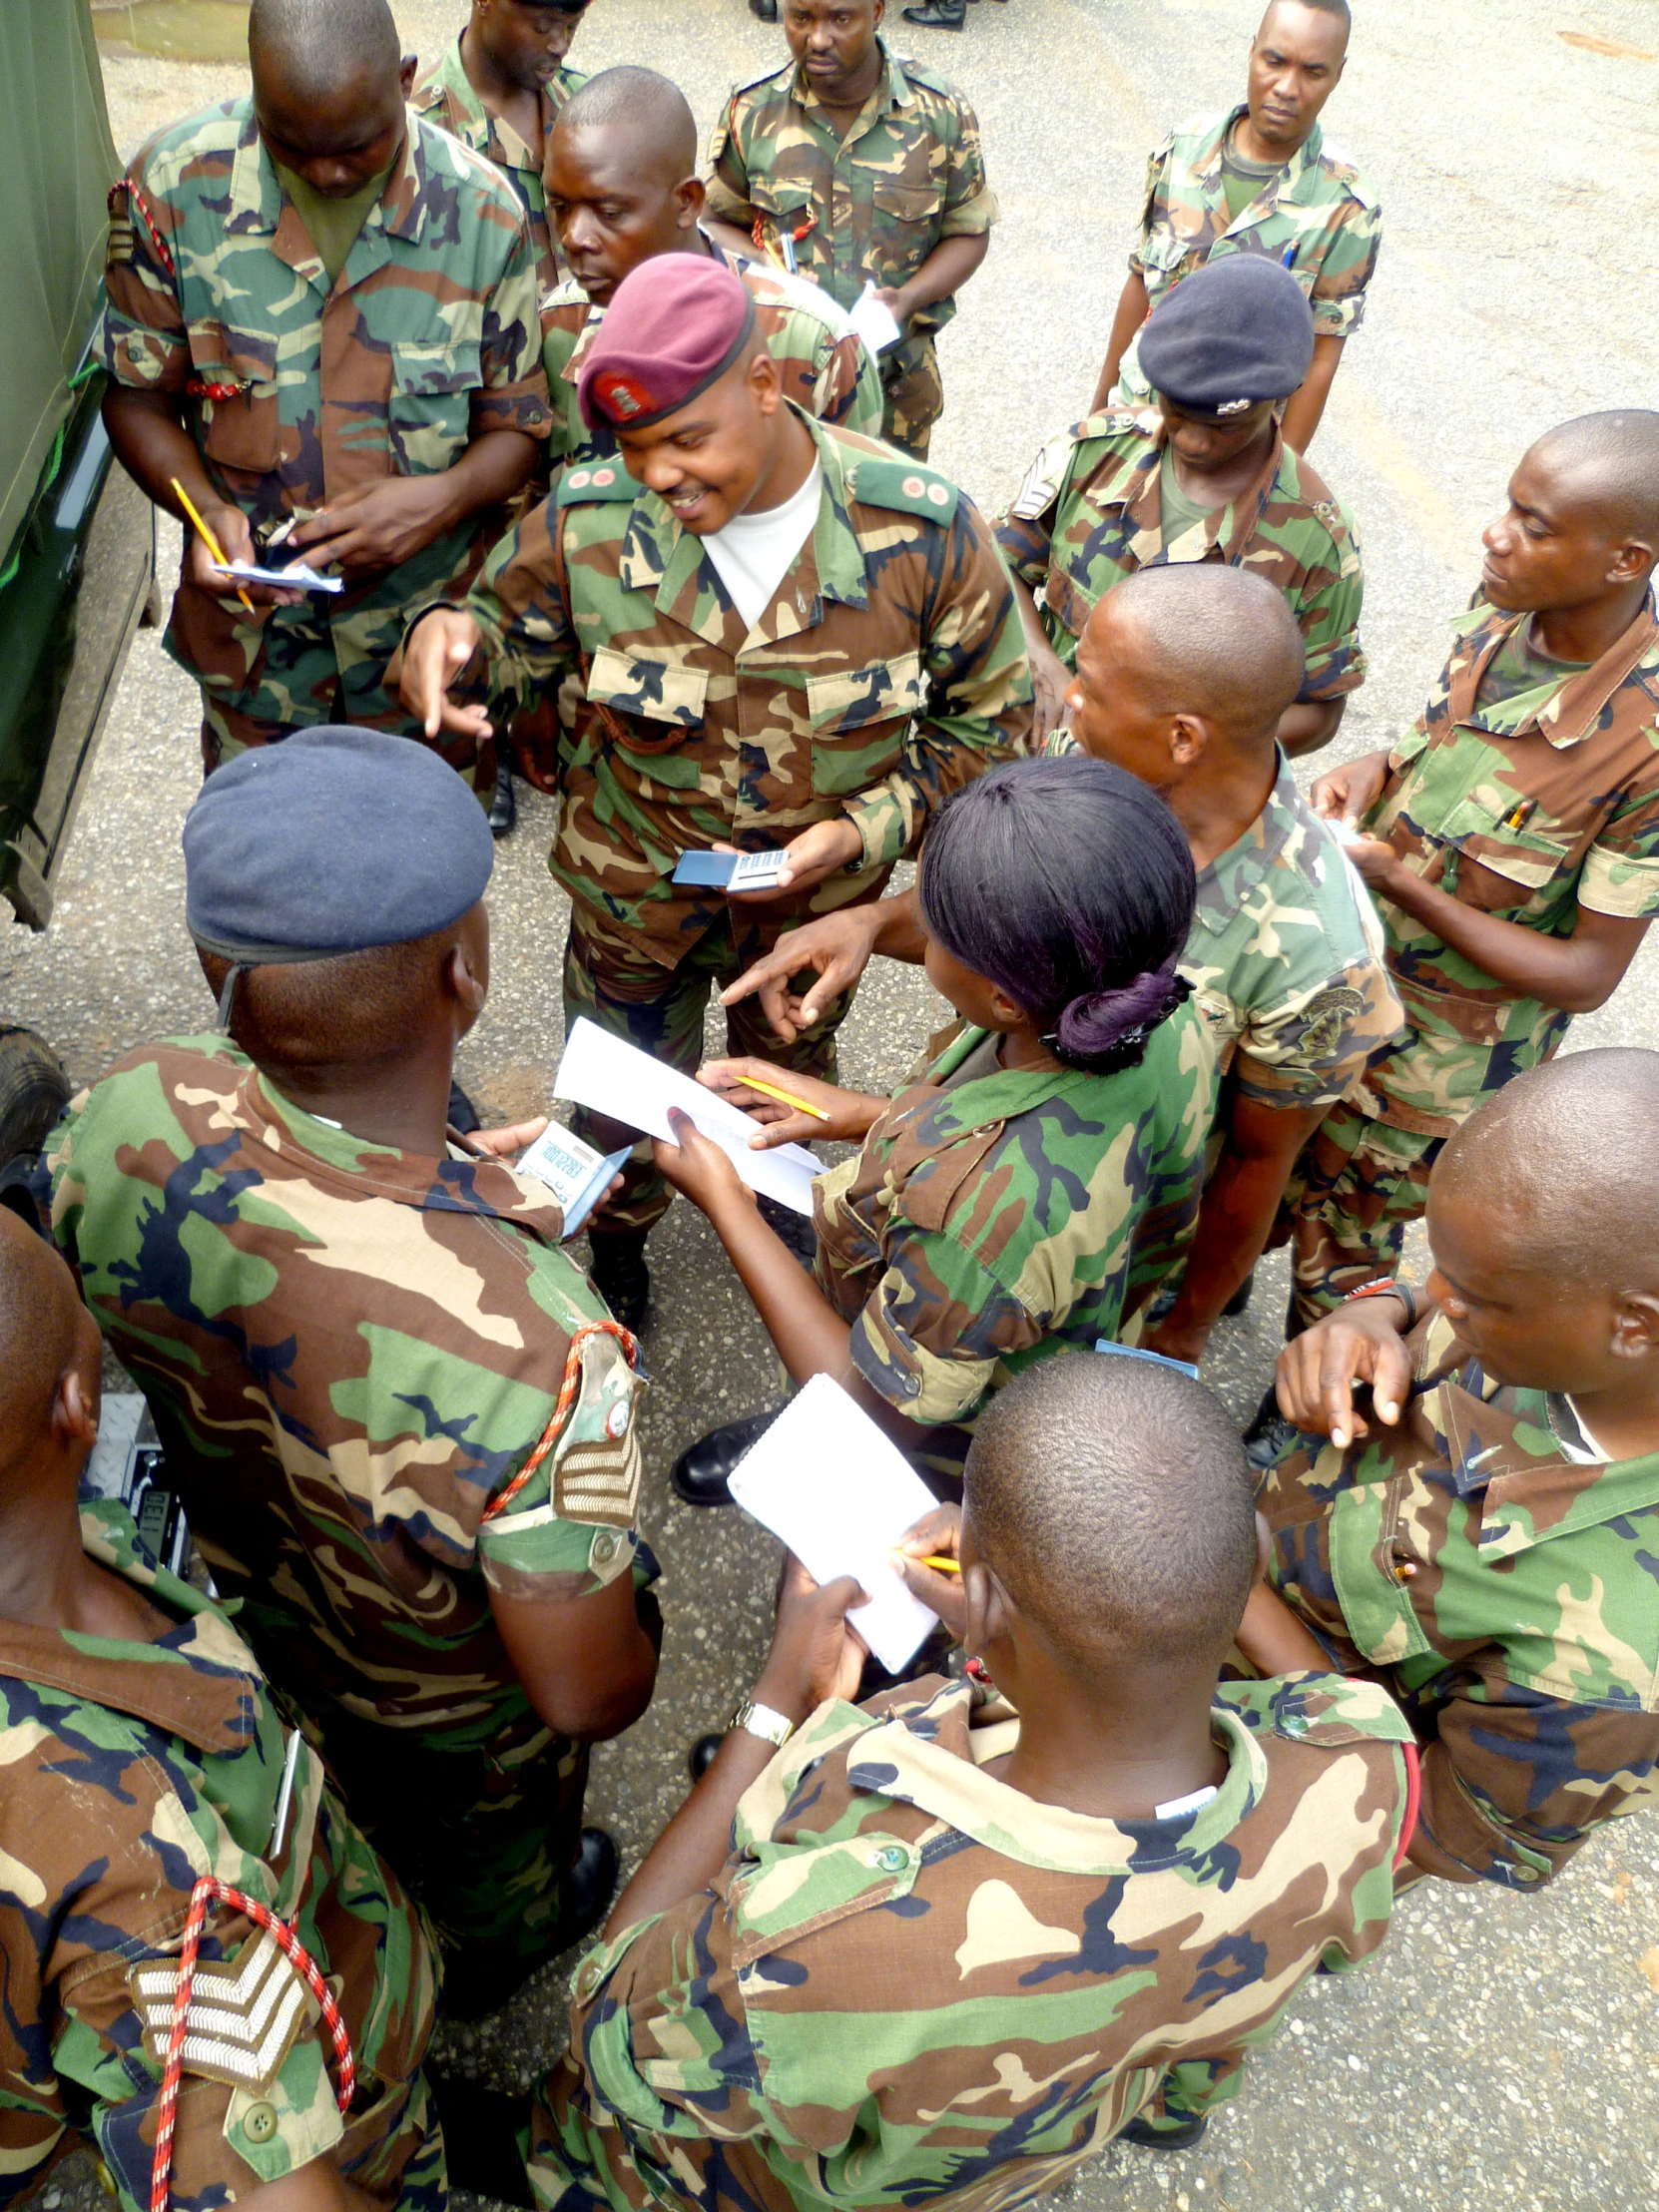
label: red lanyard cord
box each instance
[479,1318,640,1524]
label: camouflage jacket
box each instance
[97,98,550,735]
[1045,739,1401,1107]
[48,1037,644,1749]
[527,1671,1409,2212]
[540,236,884,476]
[454,412,1030,967]
[1113,104,1382,408]
[1260,1310,1659,1889]
[1356,594,1659,1138]
[812,1011,1216,1458]
[410,37,587,298]
[704,39,998,339]
[999,410,1365,700]
[0,1501,439,2212]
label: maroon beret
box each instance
[578,257,758,433]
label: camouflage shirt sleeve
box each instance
[1289,499,1367,703]
[849,1238,1044,1427]
[934,90,998,239]
[1575,779,1659,918]
[461,494,582,717]
[471,189,554,443]
[840,500,1032,869]
[96,147,190,391]
[1125,133,1175,277]
[993,421,1080,592]
[1231,955,1404,1110]
[704,90,758,231]
[1305,192,1382,340]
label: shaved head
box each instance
[965,1353,1259,1678]
[1436,1048,1659,1289]
[1108,564,1307,742]
[1262,0,1351,33]
[249,0,400,99]
[558,67,699,182]
[1529,411,1659,547]
[0,1212,88,1482]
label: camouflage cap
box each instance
[578,256,757,432]
[184,725,494,963]
[1140,254,1315,415]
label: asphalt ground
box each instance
[13,5,1659,2210]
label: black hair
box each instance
[965,1352,1260,1676]
[916,756,1196,1073]
[558,67,699,178]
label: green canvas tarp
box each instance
[0,0,121,565]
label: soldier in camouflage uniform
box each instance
[542,69,883,480]
[1002,255,1365,758]
[1252,1049,1659,1890]
[411,0,593,301]
[1274,412,1659,1346]
[656,758,1215,1501]
[1091,0,1380,453]
[98,0,551,784]
[702,2,997,458]
[48,732,660,2017]
[524,1353,1412,2207]
[400,258,1027,1322]
[0,1213,442,2212]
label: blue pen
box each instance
[1281,244,1297,268]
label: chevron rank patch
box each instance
[552,1329,643,1531]
[133,1932,313,2090]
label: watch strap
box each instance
[728,1697,796,1749]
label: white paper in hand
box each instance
[848,280,903,355]
[727,1375,940,1674]
[552,1017,821,1215]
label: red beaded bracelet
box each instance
[1343,1276,1418,1330]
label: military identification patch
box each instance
[1290,984,1367,1064]
[133,1931,312,2090]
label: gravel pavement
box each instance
[13,6,1659,2210]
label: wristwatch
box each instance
[728,1697,797,1749]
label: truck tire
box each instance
[0,1026,71,1163]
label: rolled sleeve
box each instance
[1306,203,1382,339]
[1233,959,1404,1111]
[97,177,190,391]
[1292,510,1367,704]
[848,1240,1040,1427]
[1125,138,1175,278]
[473,228,553,443]
[1577,840,1659,919]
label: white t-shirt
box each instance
[701,461,823,631]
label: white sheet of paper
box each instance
[552,1017,821,1215]
[220,559,344,594]
[848,280,903,355]
[727,1375,940,1674]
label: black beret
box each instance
[183,726,494,962]
[1138,254,1316,416]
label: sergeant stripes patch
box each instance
[134,1931,311,2090]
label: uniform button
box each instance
[592,1531,619,1564]
[96,2160,119,2198]
[873,1845,907,1873]
[1511,1865,1541,1887]
[1281,1714,1308,1736]
[243,2101,279,2144]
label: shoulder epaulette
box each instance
[726,60,793,108]
[891,54,960,100]
[1317,139,1381,210]
[556,461,637,506]
[843,453,959,525]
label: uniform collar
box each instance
[228,99,430,283]
[617,407,869,646]
[790,36,911,139]
[1190,748,1302,935]
[842,1677,1269,1875]
[413,37,546,175]
[1411,1318,1659,1557]
[1448,593,1659,750]
[213,1045,570,1244]
[0,1501,261,1756]
[1201,103,1327,235]
[1094,414,1287,570]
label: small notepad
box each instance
[672,849,789,891]
[514,1124,633,1237]
[218,558,344,594]
[727,1375,940,1674]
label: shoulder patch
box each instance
[1317,139,1380,209]
[556,461,638,505]
[133,1932,312,2091]
[726,60,794,105]
[844,454,959,525]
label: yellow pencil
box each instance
[734,1072,830,1123]
[903,1553,961,1576]
[171,476,256,615]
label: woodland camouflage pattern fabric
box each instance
[1113,105,1381,408]
[1260,1311,1659,1889]
[525,1671,1410,2212]
[47,1038,644,1958]
[96,99,550,773]
[0,1502,442,2212]
[1350,594,1659,1138]
[410,37,587,297]
[540,241,884,477]
[812,1012,1216,1475]
[1043,743,1402,1108]
[999,412,1365,700]
[456,411,1030,967]
[705,41,998,458]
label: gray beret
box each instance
[1138,255,1316,416]
[183,726,494,963]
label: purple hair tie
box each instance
[1047,952,1188,1065]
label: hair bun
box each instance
[1053,956,1188,1068]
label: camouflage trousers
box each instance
[880,332,944,461]
[310,1698,591,2003]
[344,2071,449,2212]
[1277,1100,1440,1335]
[564,906,854,1235]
